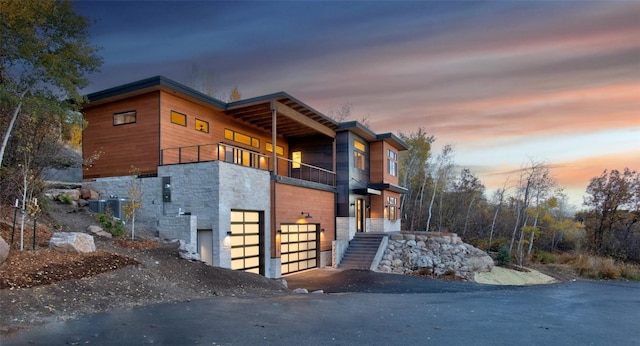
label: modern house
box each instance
[81,76,407,278]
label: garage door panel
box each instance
[280,223,318,275]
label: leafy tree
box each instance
[398,128,434,231]
[0,0,102,168]
[584,168,640,257]
[427,144,454,232]
[122,167,143,240]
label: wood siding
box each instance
[271,183,335,257]
[83,92,161,179]
[369,141,399,185]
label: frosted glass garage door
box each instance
[281,224,318,275]
[230,210,263,275]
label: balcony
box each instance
[161,143,335,186]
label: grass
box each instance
[529,251,640,281]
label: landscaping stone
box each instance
[0,236,9,265]
[87,225,113,239]
[49,232,96,254]
[377,232,494,280]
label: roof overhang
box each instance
[368,183,409,194]
[352,187,382,195]
[337,121,408,151]
[227,92,338,139]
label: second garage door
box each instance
[280,223,318,275]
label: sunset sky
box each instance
[75,1,640,209]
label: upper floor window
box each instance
[113,110,136,126]
[195,118,209,133]
[353,140,366,170]
[225,129,260,148]
[387,149,398,176]
[266,142,284,156]
[170,110,187,126]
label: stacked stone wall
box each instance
[377,232,494,280]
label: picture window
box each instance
[195,118,209,133]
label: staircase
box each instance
[339,233,387,270]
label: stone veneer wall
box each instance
[377,232,494,280]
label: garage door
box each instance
[281,223,318,275]
[230,210,263,275]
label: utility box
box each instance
[162,176,171,202]
[88,199,107,214]
[106,198,130,219]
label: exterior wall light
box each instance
[223,231,232,248]
[301,211,312,219]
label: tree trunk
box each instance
[0,92,27,168]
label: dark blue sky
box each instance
[74,0,640,206]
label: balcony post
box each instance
[270,101,278,176]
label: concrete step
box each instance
[339,233,386,270]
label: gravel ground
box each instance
[0,202,289,335]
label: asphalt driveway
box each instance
[3,271,640,346]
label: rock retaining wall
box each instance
[377,232,494,280]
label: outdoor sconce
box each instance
[276,229,282,234]
[349,203,355,207]
[223,231,232,248]
[301,211,312,219]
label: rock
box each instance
[80,187,100,200]
[417,255,433,268]
[292,288,308,294]
[77,199,90,208]
[87,225,112,238]
[390,233,404,240]
[467,253,494,273]
[0,236,9,265]
[277,278,288,289]
[49,232,96,253]
[311,290,324,294]
[49,189,81,201]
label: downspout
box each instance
[270,101,278,261]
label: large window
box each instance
[353,140,366,170]
[387,149,398,176]
[113,110,136,125]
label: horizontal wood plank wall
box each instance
[272,183,335,256]
[369,141,400,185]
[83,92,160,180]
[159,91,289,169]
[370,190,401,220]
[369,141,384,183]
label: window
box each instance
[387,196,398,221]
[292,151,301,169]
[195,118,209,133]
[113,110,136,125]
[266,143,284,156]
[353,140,366,170]
[224,129,260,148]
[170,110,187,126]
[388,149,398,176]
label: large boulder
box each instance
[0,236,9,265]
[49,232,96,254]
[80,187,100,200]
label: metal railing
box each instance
[161,142,335,186]
[278,156,336,186]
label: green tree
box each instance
[0,0,102,168]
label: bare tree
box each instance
[426,144,454,232]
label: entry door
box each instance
[356,198,366,233]
[280,223,318,275]
[197,229,213,266]
[230,210,264,275]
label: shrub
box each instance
[97,211,125,238]
[57,193,74,205]
[496,245,511,266]
[532,250,557,264]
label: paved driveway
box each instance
[3,270,640,346]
